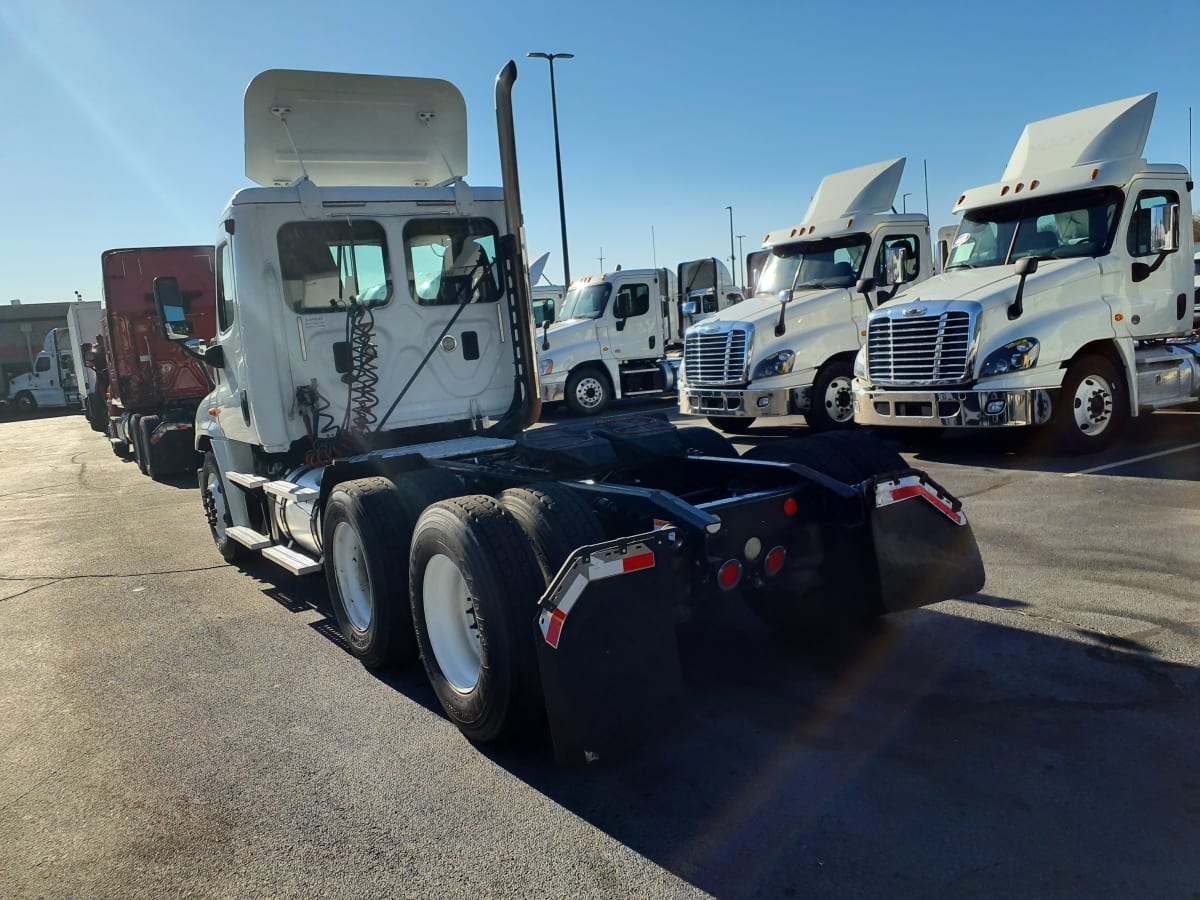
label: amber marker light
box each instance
[1091,168,1100,180]
[208,407,218,415]
[1000,185,1009,196]
[1014,182,1024,193]
[1030,179,1040,190]
[1114,314,1124,322]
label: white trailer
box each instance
[65,301,104,418]
[854,94,1200,453]
[679,159,933,433]
[536,259,741,415]
[152,63,985,761]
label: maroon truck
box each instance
[100,246,216,478]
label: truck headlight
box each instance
[752,350,795,379]
[980,338,1040,377]
[539,359,554,376]
[853,346,867,379]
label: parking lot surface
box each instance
[2,407,1198,898]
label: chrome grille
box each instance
[684,328,749,386]
[867,310,973,384]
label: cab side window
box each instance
[875,234,921,283]
[1126,190,1179,257]
[616,282,650,316]
[277,220,391,312]
[403,217,501,307]
[216,242,236,332]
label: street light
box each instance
[725,206,735,285]
[527,51,575,286]
[902,192,912,213]
[736,235,746,288]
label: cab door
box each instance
[1122,183,1191,338]
[609,278,659,361]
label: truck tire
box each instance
[676,426,738,458]
[409,495,546,743]
[705,416,755,434]
[129,414,146,474]
[743,430,904,485]
[322,477,420,670]
[199,451,245,563]
[804,360,856,432]
[1053,354,1128,454]
[498,483,606,584]
[139,415,161,480]
[565,366,611,416]
[14,392,36,414]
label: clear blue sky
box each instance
[2,0,1196,303]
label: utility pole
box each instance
[527,52,575,285]
[598,247,605,271]
[736,235,746,288]
[725,206,735,283]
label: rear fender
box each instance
[868,471,985,611]
[534,528,684,765]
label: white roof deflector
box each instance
[1002,93,1156,180]
[802,158,905,222]
[244,69,468,188]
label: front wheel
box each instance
[1053,354,1127,454]
[565,367,612,416]
[804,360,856,432]
[14,392,36,414]
[138,415,161,479]
[199,452,245,563]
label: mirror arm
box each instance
[1131,251,1169,284]
[774,300,788,337]
[1008,275,1029,320]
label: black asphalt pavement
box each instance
[2,407,1198,898]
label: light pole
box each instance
[725,206,735,284]
[527,52,575,286]
[736,234,746,288]
[902,192,912,213]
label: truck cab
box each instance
[537,265,693,415]
[679,158,933,433]
[5,328,80,413]
[853,94,1200,453]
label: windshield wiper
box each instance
[947,263,976,270]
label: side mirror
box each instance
[855,278,876,295]
[680,299,699,316]
[543,298,556,325]
[203,344,225,369]
[1149,203,1180,254]
[613,294,630,320]
[886,246,910,286]
[777,290,792,305]
[1008,256,1038,319]
[153,276,193,341]
[1014,256,1039,277]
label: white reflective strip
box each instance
[556,571,589,618]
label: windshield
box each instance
[755,234,871,296]
[947,187,1123,270]
[558,283,612,320]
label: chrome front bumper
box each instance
[540,379,567,404]
[853,386,1054,428]
[679,385,793,418]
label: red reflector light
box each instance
[782,497,798,517]
[764,546,786,576]
[718,560,742,590]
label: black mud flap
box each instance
[869,472,986,612]
[534,529,685,765]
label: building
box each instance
[1,301,72,394]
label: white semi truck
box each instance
[679,159,932,433]
[853,94,1200,453]
[536,259,741,415]
[152,63,984,761]
[4,300,102,414]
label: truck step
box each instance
[225,526,273,550]
[261,544,322,576]
[108,437,124,446]
[226,471,270,490]
[263,480,318,501]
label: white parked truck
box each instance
[537,259,741,415]
[853,94,1200,453]
[679,159,932,434]
[4,302,101,414]
[153,63,985,761]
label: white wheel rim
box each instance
[574,376,606,410]
[331,521,373,632]
[206,471,229,542]
[423,553,481,692]
[1071,373,1114,436]
[823,376,855,423]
